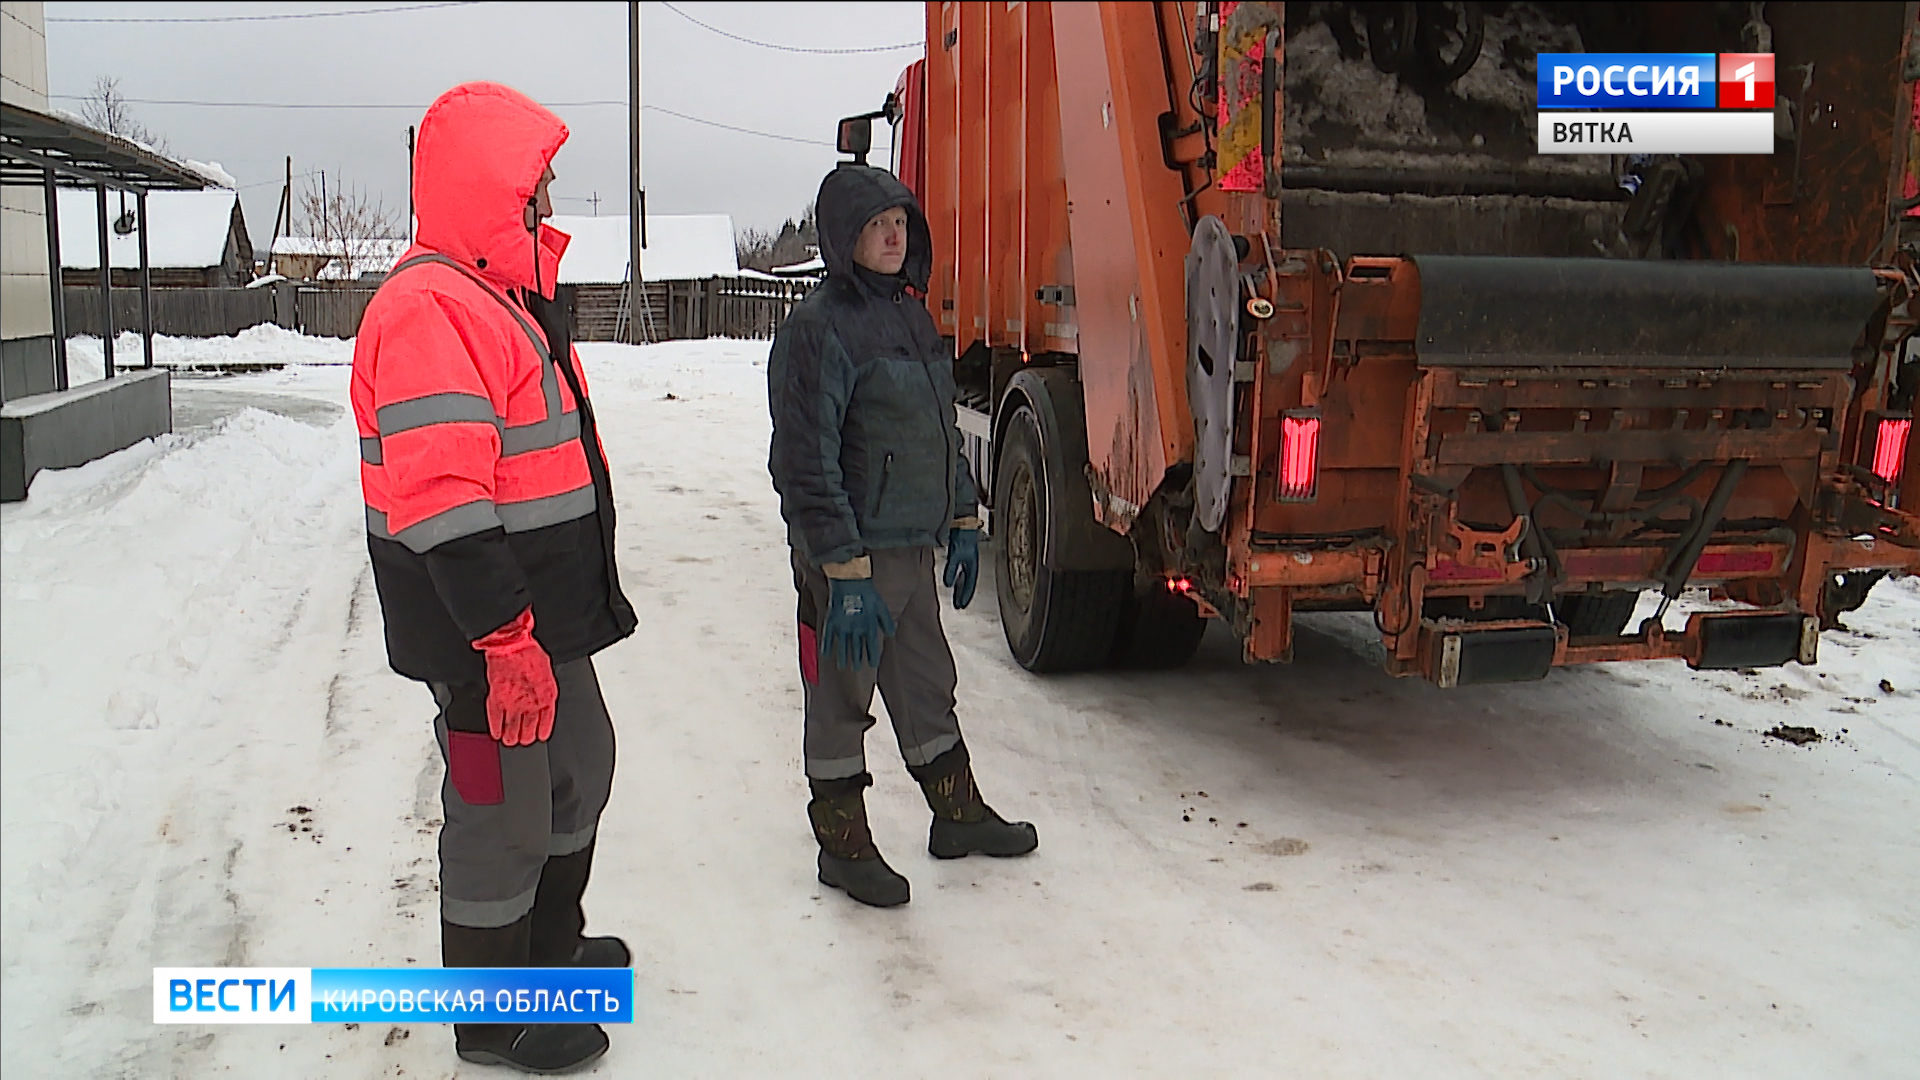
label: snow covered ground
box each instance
[3,335,1917,1077]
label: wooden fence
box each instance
[294,287,377,339]
[61,276,814,343]
[569,277,814,342]
[61,283,375,340]
[61,287,277,339]
[708,277,814,339]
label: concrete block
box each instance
[0,333,56,402]
[1,368,171,501]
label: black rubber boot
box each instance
[529,841,632,968]
[910,745,1039,860]
[443,915,610,1074]
[808,773,910,907]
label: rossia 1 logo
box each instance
[1717,53,1775,109]
[1534,52,1776,155]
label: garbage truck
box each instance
[831,0,1920,685]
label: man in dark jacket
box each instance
[353,82,635,1074]
[767,164,1038,909]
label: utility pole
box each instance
[628,0,644,343]
[589,191,600,217]
[269,155,291,277]
[407,125,416,242]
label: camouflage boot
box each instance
[807,773,910,908]
[910,745,1039,859]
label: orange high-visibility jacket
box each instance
[352,82,634,683]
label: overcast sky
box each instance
[43,1,924,250]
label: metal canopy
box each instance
[0,100,208,191]
[0,100,210,399]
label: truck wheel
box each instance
[1822,569,1889,629]
[1556,591,1640,638]
[994,403,1127,672]
[1109,584,1208,669]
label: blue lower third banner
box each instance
[154,968,633,1024]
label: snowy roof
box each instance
[271,236,408,277]
[548,213,738,283]
[271,236,339,257]
[770,255,824,275]
[58,188,241,270]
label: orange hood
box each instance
[412,81,570,298]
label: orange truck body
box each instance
[881,1,1919,684]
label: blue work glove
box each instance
[944,528,980,610]
[822,577,896,670]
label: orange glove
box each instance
[471,607,558,747]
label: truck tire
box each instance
[1556,590,1640,638]
[1109,585,1208,669]
[994,402,1127,672]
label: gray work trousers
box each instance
[794,546,963,781]
[430,658,615,928]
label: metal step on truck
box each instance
[834,0,1920,686]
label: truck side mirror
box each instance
[837,115,873,164]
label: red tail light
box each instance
[1870,416,1910,485]
[1278,411,1320,502]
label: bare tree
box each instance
[735,225,779,272]
[78,76,169,153]
[736,202,818,272]
[300,171,403,279]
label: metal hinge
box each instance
[1229,455,1253,477]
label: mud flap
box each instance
[1434,625,1559,688]
[1690,613,1810,670]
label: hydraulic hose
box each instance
[1656,460,1748,600]
[1502,464,1561,603]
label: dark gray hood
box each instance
[814,165,932,292]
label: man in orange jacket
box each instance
[352,81,636,1074]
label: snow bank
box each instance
[63,326,354,385]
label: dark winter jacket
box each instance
[352,82,636,684]
[766,165,978,567]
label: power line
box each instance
[46,2,479,24]
[48,93,613,111]
[48,93,835,147]
[237,169,325,191]
[646,104,832,147]
[658,1,920,55]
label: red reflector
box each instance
[1695,551,1773,574]
[1871,417,1910,484]
[1278,412,1320,502]
[1427,559,1503,581]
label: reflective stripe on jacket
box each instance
[357,253,594,551]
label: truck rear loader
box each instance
[837,1,1920,687]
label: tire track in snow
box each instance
[3,405,370,1075]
